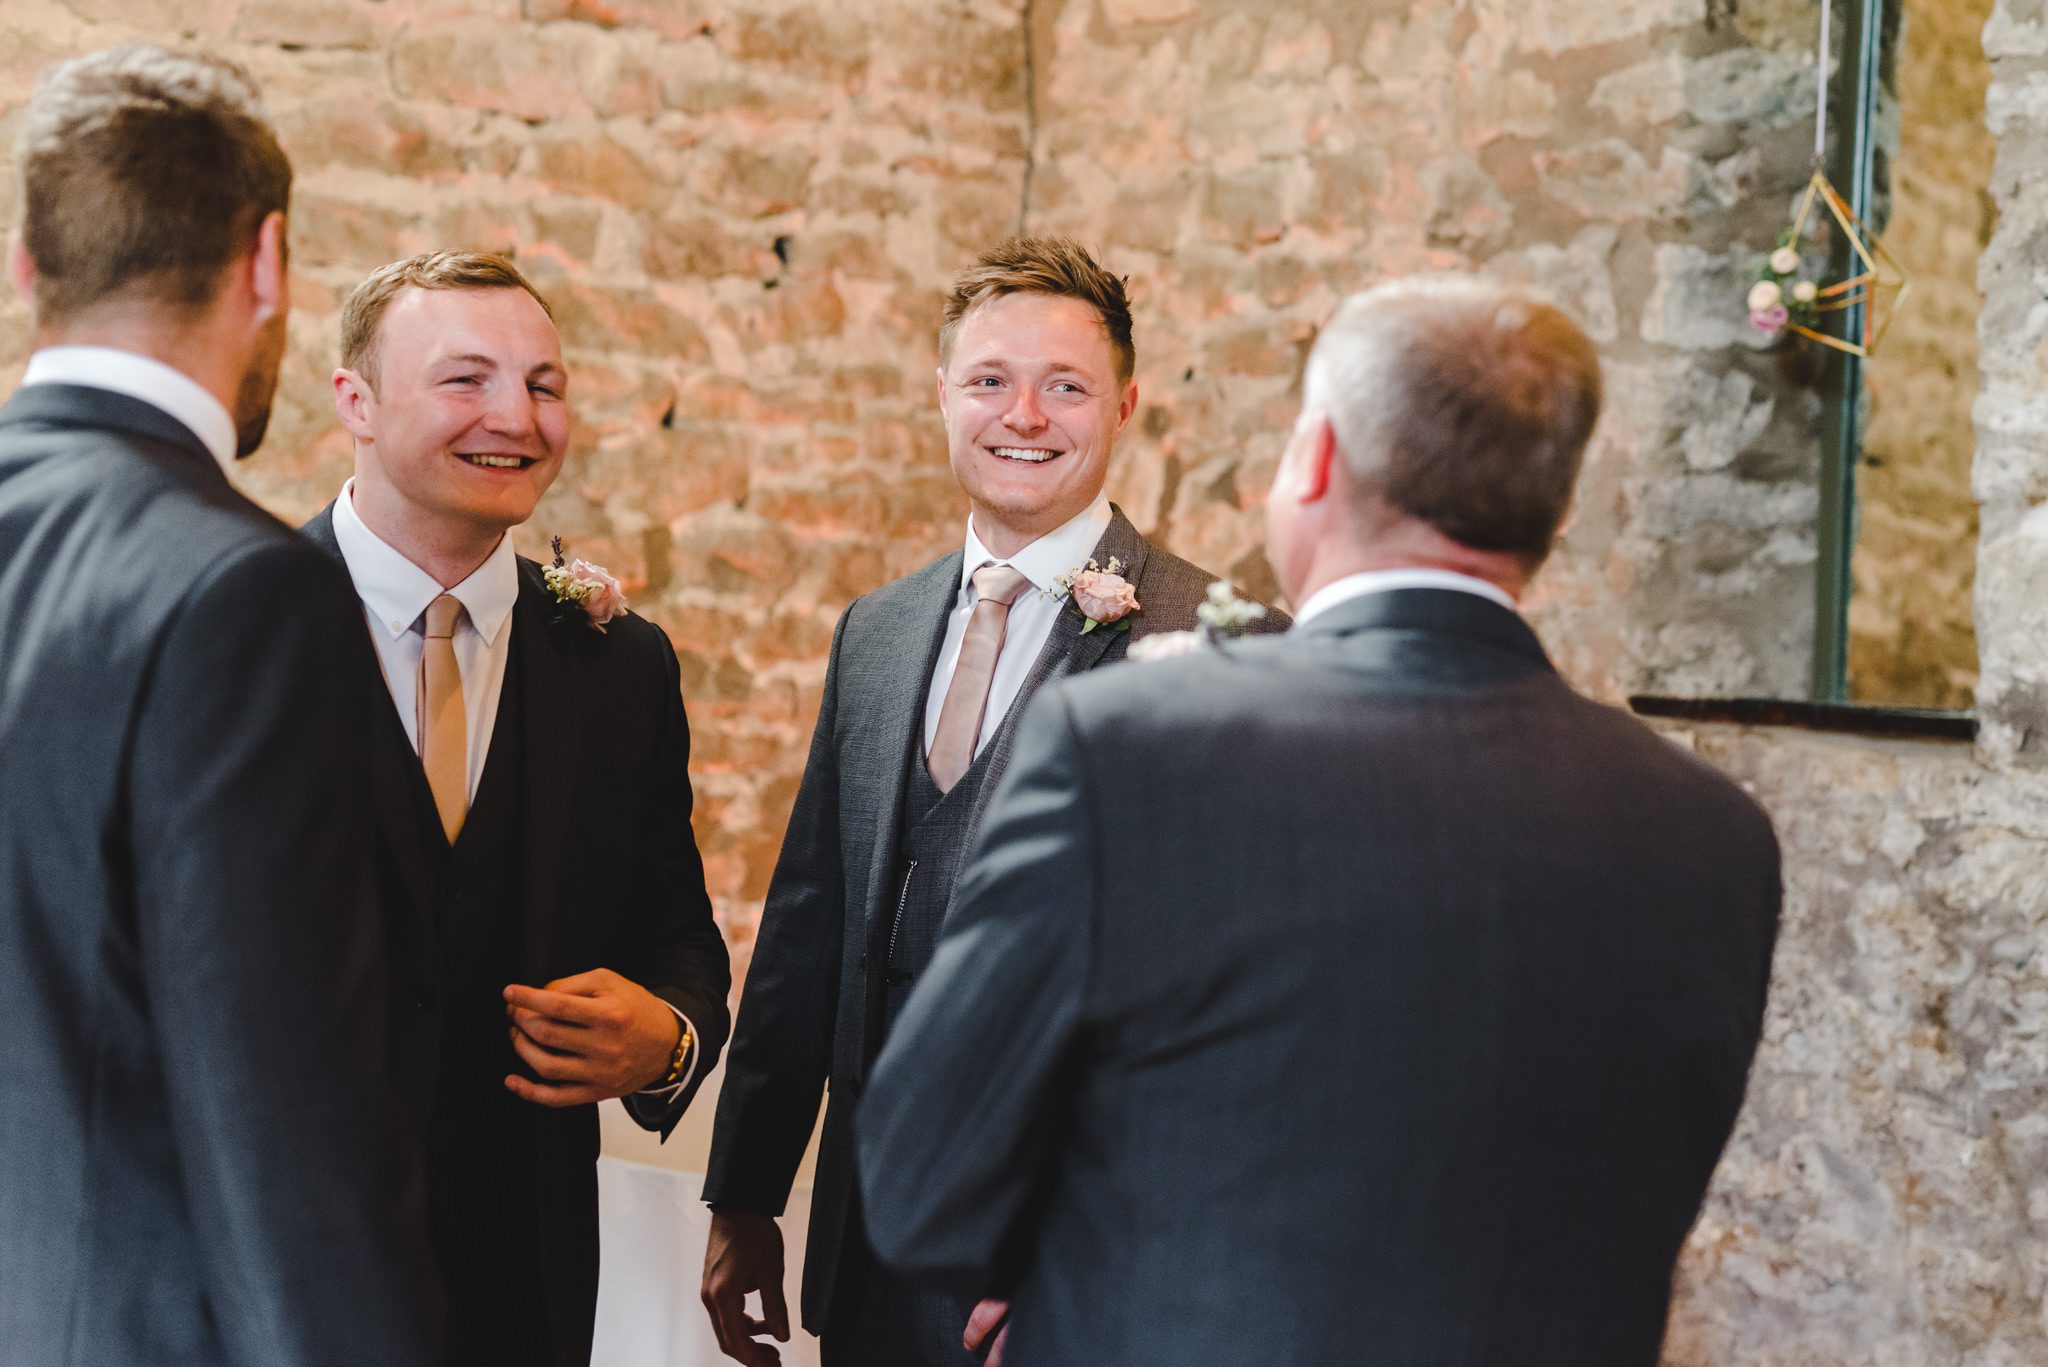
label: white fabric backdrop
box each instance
[592,1089,823,1367]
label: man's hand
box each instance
[702,1209,790,1367]
[966,1298,1010,1366]
[502,967,679,1107]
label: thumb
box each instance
[965,1298,1008,1350]
[762,1276,790,1342]
[541,967,614,996]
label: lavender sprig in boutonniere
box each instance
[1054,556,1141,635]
[1128,581,1267,662]
[543,536,629,633]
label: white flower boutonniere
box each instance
[1054,556,1141,636]
[543,536,629,633]
[1129,581,1267,662]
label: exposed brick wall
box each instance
[4,2,2042,1359]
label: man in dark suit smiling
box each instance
[699,237,1280,1367]
[301,251,730,1367]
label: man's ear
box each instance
[1275,412,1336,506]
[8,234,35,307]
[1114,377,1138,435]
[247,211,287,327]
[1299,415,1336,504]
[333,367,375,440]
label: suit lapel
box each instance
[512,561,583,979]
[970,508,1148,827]
[302,504,437,934]
[855,552,964,939]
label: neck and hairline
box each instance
[31,311,243,429]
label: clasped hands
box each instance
[502,967,679,1107]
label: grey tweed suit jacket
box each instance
[701,504,1282,1332]
[861,587,1782,1367]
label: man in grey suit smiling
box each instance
[860,275,1783,1367]
[700,237,1279,1367]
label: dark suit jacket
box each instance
[859,588,1783,1367]
[303,505,731,1365]
[702,505,1283,1332]
[0,384,440,1366]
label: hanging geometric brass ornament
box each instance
[1783,169,1911,357]
[1749,171,1912,358]
[1749,0,1912,358]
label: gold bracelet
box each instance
[659,1020,693,1087]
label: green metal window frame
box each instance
[1810,0,1885,704]
[1631,0,1978,742]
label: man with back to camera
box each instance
[859,274,1784,1367]
[300,250,731,1367]
[699,236,1284,1367]
[0,44,440,1366]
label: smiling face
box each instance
[335,284,569,552]
[938,291,1137,557]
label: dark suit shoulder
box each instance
[515,553,679,671]
[1,428,344,660]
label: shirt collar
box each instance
[21,345,238,475]
[961,496,1114,597]
[1292,568,1520,626]
[331,479,521,645]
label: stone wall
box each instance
[1028,0,1834,699]
[3,1,2044,1361]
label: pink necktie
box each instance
[418,593,468,843]
[927,564,1034,793]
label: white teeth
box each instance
[463,454,524,468]
[992,447,1057,463]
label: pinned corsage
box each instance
[543,536,628,632]
[1056,556,1141,635]
[1130,581,1267,662]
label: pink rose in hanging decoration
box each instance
[1751,305,1790,334]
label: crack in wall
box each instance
[1017,0,1038,236]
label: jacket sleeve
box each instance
[856,684,1096,1297]
[700,604,854,1215]
[619,622,733,1136]
[129,539,442,1367]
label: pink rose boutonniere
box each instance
[1056,556,1141,635]
[543,536,629,632]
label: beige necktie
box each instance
[418,593,468,843]
[928,563,1034,793]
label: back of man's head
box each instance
[1306,275,1602,566]
[940,236,1136,385]
[17,45,290,325]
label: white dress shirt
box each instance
[332,481,698,1105]
[1292,567,1520,626]
[922,496,1115,761]
[332,479,518,804]
[21,345,238,475]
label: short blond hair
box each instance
[939,237,1135,384]
[339,251,554,388]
